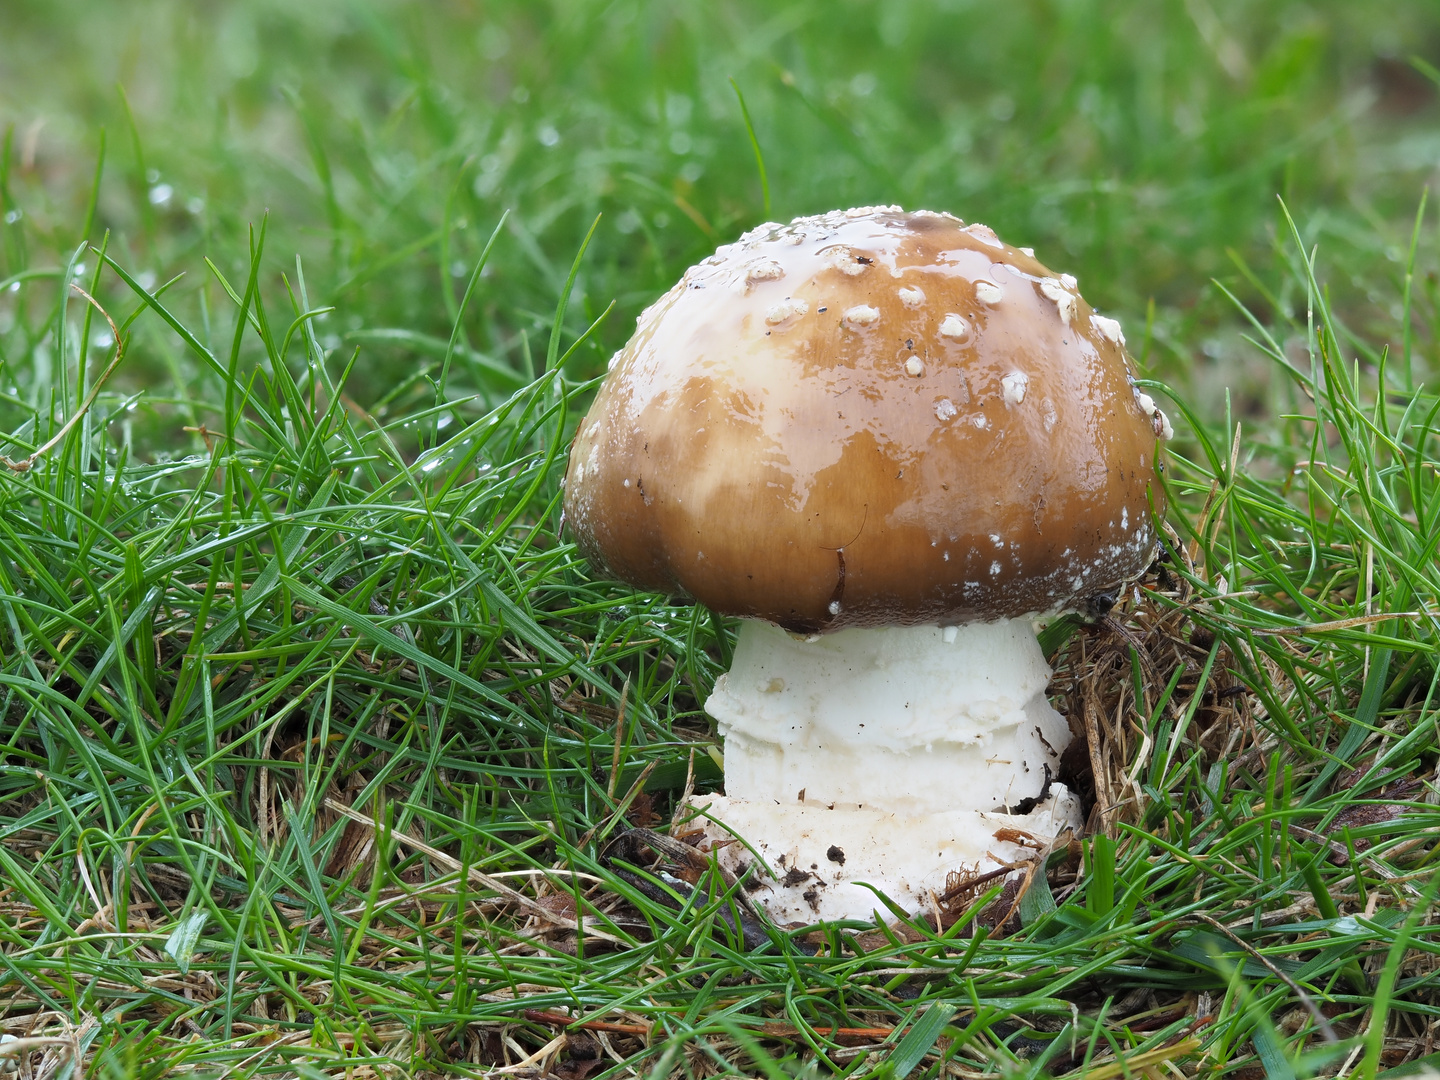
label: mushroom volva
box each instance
[564,206,1169,922]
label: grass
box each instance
[2,1,1440,1077]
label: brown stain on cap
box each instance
[564,207,1164,632]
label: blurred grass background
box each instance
[3,0,1439,447]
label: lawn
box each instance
[2,1,1440,1076]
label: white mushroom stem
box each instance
[706,619,1071,815]
[691,619,1082,924]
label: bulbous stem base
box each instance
[683,790,1083,925]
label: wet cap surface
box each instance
[564,207,1165,632]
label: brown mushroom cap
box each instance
[564,206,1164,632]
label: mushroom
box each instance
[564,206,1169,923]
